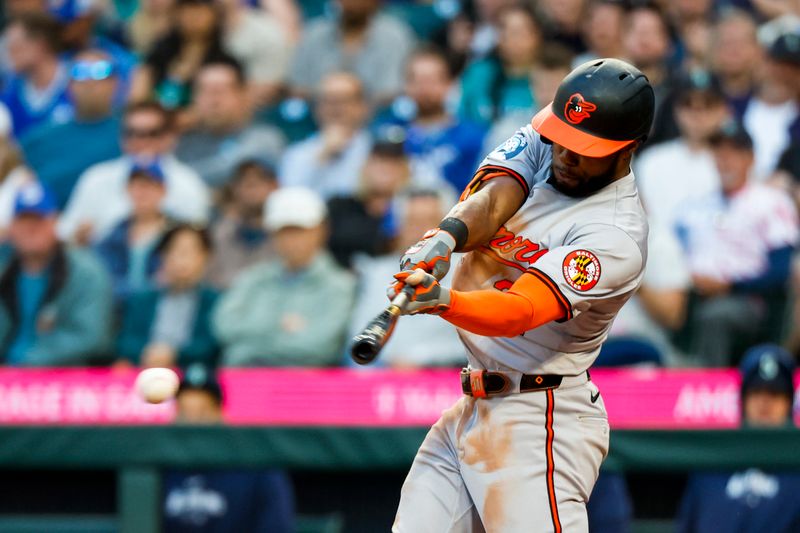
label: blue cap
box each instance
[13,183,57,217]
[129,162,165,184]
[48,0,94,22]
[740,344,795,399]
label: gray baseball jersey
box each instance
[451,124,649,375]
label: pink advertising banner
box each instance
[0,367,786,428]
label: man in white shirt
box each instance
[635,71,729,226]
[58,101,210,244]
[675,122,799,366]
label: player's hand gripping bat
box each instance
[351,227,457,364]
[350,287,411,365]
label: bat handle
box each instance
[350,287,413,365]
[390,289,410,312]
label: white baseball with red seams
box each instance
[135,367,180,404]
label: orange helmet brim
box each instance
[532,104,636,158]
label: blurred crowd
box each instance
[0,0,798,372]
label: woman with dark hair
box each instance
[130,0,228,110]
[458,5,543,125]
[116,223,220,368]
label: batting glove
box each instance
[388,269,451,315]
[400,229,456,280]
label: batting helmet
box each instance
[532,58,655,157]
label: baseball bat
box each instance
[350,289,411,365]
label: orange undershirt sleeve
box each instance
[440,271,571,337]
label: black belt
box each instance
[461,368,588,398]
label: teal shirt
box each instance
[214,253,356,367]
[20,116,123,208]
[458,57,536,125]
[6,271,48,365]
[127,238,158,293]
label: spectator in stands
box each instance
[676,12,712,73]
[2,13,73,138]
[52,0,138,103]
[175,57,284,188]
[326,140,410,268]
[770,32,800,146]
[164,365,294,532]
[347,189,463,367]
[574,0,626,66]
[216,0,291,107]
[214,187,355,367]
[675,122,799,366]
[54,0,139,102]
[288,0,415,103]
[482,43,574,153]
[117,224,218,368]
[127,0,174,55]
[0,0,48,79]
[430,5,475,76]
[710,9,761,120]
[677,345,800,533]
[635,71,728,226]
[775,143,800,210]
[0,104,30,233]
[743,31,800,180]
[467,0,514,59]
[623,3,675,144]
[130,0,227,110]
[58,101,210,245]
[0,182,112,365]
[20,49,123,208]
[94,164,170,301]
[379,48,485,193]
[458,5,542,125]
[206,159,277,289]
[536,0,587,53]
[280,72,371,199]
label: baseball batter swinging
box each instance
[389,58,655,532]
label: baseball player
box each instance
[389,58,655,532]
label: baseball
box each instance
[135,367,180,404]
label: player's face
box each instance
[743,389,792,427]
[550,143,627,197]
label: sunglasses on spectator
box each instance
[123,127,167,139]
[71,60,116,81]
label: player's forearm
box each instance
[441,289,534,336]
[445,176,527,251]
[440,273,568,336]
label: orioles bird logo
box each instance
[564,93,597,124]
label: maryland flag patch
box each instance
[562,250,601,292]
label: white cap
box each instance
[264,187,327,231]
